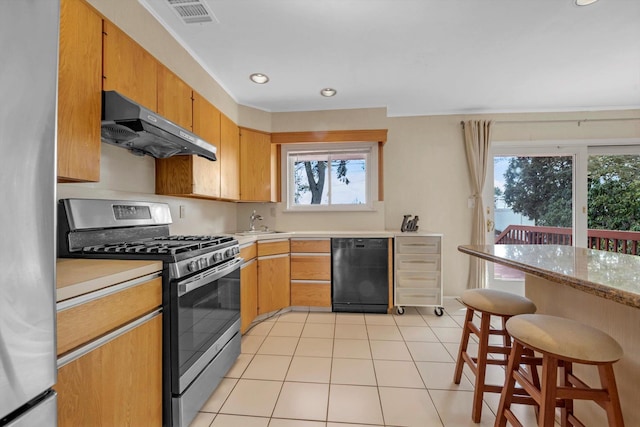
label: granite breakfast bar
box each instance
[458,244,640,426]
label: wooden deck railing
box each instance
[494,225,640,255]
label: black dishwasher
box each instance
[332,238,389,313]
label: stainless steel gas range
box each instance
[58,198,241,427]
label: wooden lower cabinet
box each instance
[240,258,258,333]
[57,277,161,355]
[290,239,331,307]
[291,281,331,307]
[258,254,290,315]
[290,254,331,280]
[55,314,163,427]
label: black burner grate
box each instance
[82,235,235,256]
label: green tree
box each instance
[588,155,640,231]
[503,156,573,227]
[294,160,351,204]
[502,155,640,231]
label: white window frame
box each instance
[281,142,378,212]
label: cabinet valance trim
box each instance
[271,129,387,145]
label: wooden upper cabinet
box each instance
[191,93,221,197]
[240,127,272,202]
[271,143,280,202]
[102,20,158,111]
[155,92,221,199]
[57,0,102,183]
[157,65,193,130]
[220,114,240,200]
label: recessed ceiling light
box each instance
[250,73,269,84]
[320,88,337,97]
[575,0,598,5]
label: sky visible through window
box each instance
[294,159,367,205]
[332,159,366,204]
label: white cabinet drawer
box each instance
[396,288,441,306]
[396,271,440,289]
[396,236,440,254]
[395,254,440,271]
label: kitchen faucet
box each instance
[249,210,263,231]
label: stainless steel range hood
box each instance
[101,91,217,161]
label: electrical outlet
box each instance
[179,205,186,218]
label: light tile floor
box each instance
[190,298,542,427]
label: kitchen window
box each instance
[282,142,378,211]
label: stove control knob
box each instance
[225,248,235,258]
[187,260,198,272]
[214,252,223,262]
[199,257,208,269]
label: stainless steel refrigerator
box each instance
[0,0,59,425]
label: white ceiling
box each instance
[140,0,640,117]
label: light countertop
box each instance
[234,230,441,246]
[458,244,640,309]
[56,258,163,302]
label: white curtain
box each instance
[463,120,493,289]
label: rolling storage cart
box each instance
[393,233,444,316]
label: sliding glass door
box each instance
[483,142,640,292]
[587,147,640,254]
[484,148,576,293]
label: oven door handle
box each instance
[177,257,243,297]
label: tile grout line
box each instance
[324,316,337,424]
[264,312,307,422]
[396,309,448,427]
[202,303,511,426]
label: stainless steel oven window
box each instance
[171,259,241,390]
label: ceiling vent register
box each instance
[167,0,215,24]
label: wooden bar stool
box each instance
[453,288,537,423]
[497,314,625,427]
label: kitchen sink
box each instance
[235,230,283,236]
